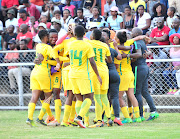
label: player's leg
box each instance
[127,97,133,119]
[68,96,77,126]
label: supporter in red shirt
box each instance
[16,24,33,49]
[18,9,30,27]
[22,0,40,21]
[40,15,51,29]
[150,17,170,45]
[30,0,44,6]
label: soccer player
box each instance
[67,25,102,128]
[26,30,61,127]
[88,29,113,127]
[53,24,77,127]
[101,30,123,126]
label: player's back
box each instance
[69,40,95,79]
[88,40,111,71]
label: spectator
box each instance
[51,0,66,16]
[150,3,167,29]
[146,0,158,16]
[71,0,82,11]
[80,0,96,17]
[85,22,97,39]
[150,17,170,46]
[18,9,30,27]
[169,18,180,37]
[34,23,47,45]
[48,1,60,12]
[160,0,169,13]
[162,34,180,95]
[30,0,44,12]
[104,0,116,19]
[129,0,146,12]
[169,0,180,15]
[5,9,18,33]
[53,10,61,20]
[40,15,51,29]
[89,6,104,25]
[64,0,76,17]
[22,0,40,21]
[29,16,38,37]
[3,25,17,50]
[166,7,176,29]
[107,6,123,31]
[51,18,67,39]
[0,20,3,32]
[4,39,19,94]
[41,4,53,20]
[116,0,129,13]
[134,5,151,35]
[1,0,19,18]
[123,5,135,32]
[74,8,88,30]
[16,24,33,49]
[60,9,74,31]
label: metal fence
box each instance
[0,45,180,113]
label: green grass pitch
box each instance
[0,111,180,139]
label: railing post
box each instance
[18,66,24,106]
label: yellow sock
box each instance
[38,103,50,120]
[128,107,133,114]
[69,101,76,121]
[79,98,92,117]
[40,99,52,116]
[143,106,145,117]
[111,105,114,115]
[28,103,36,120]
[84,110,89,123]
[134,107,140,118]
[55,99,61,123]
[100,90,110,118]
[121,107,130,118]
[40,100,44,104]
[75,100,83,114]
[63,105,71,123]
[94,91,102,121]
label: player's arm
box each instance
[113,41,131,50]
[89,57,102,85]
[122,49,142,59]
[132,35,148,41]
[34,53,44,65]
[114,43,122,60]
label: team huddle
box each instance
[26,24,159,128]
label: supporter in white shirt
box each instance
[104,0,116,18]
[0,20,3,31]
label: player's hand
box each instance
[97,75,102,85]
[113,41,118,47]
[143,50,149,59]
[121,51,127,58]
[144,36,151,44]
[55,63,60,70]
[34,58,42,65]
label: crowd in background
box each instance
[0,0,180,95]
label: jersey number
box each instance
[70,50,83,66]
[93,48,103,62]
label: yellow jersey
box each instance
[129,0,146,11]
[88,40,111,71]
[68,40,95,79]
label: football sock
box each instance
[28,103,36,120]
[69,101,76,121]
[121,107,130,118]
[55,99,61,123]
[94,91,102,121]
[111,105,114,115]
[40,100,44,104]
[84,110,89,123]
[100,90,111,118]
[63,104,71,123]
[128,107,133,114]
[38,103,50,120]
[75,100,83,114]
[134,107,140,118]
[79,98,92,118]
[40,99,52,116]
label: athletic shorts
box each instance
[62,69,72,91]
[92,70,109,91]
[52,71,62,89]
[70,78,94,95]
[119,71,134,91]
[30,70,52,93]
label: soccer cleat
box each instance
[107,119,113,127]
[93,118,98,124]
[129,113,133,119]
[111,114,115,121]
[141,117,145,121]
[26,118,36,127]
[36,118,47,126]
[146,112,159,121]
[114,118,124,126]
[47,119,60,126]
[133,117,142,123]
[45,115,55,124]
[84,122,89,127]
[68,119,78,126]
[88,121,104,128]
[74,117,86,128]
[122,118,133,124]
[61,121,73,127]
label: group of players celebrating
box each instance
[26,23,159,128]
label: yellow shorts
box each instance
[62,69,72,91]
[119,71,134,91]
[92,70,109,91]
[30,71,52,93]
[70,78,94,95]
[52,71,62,89]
